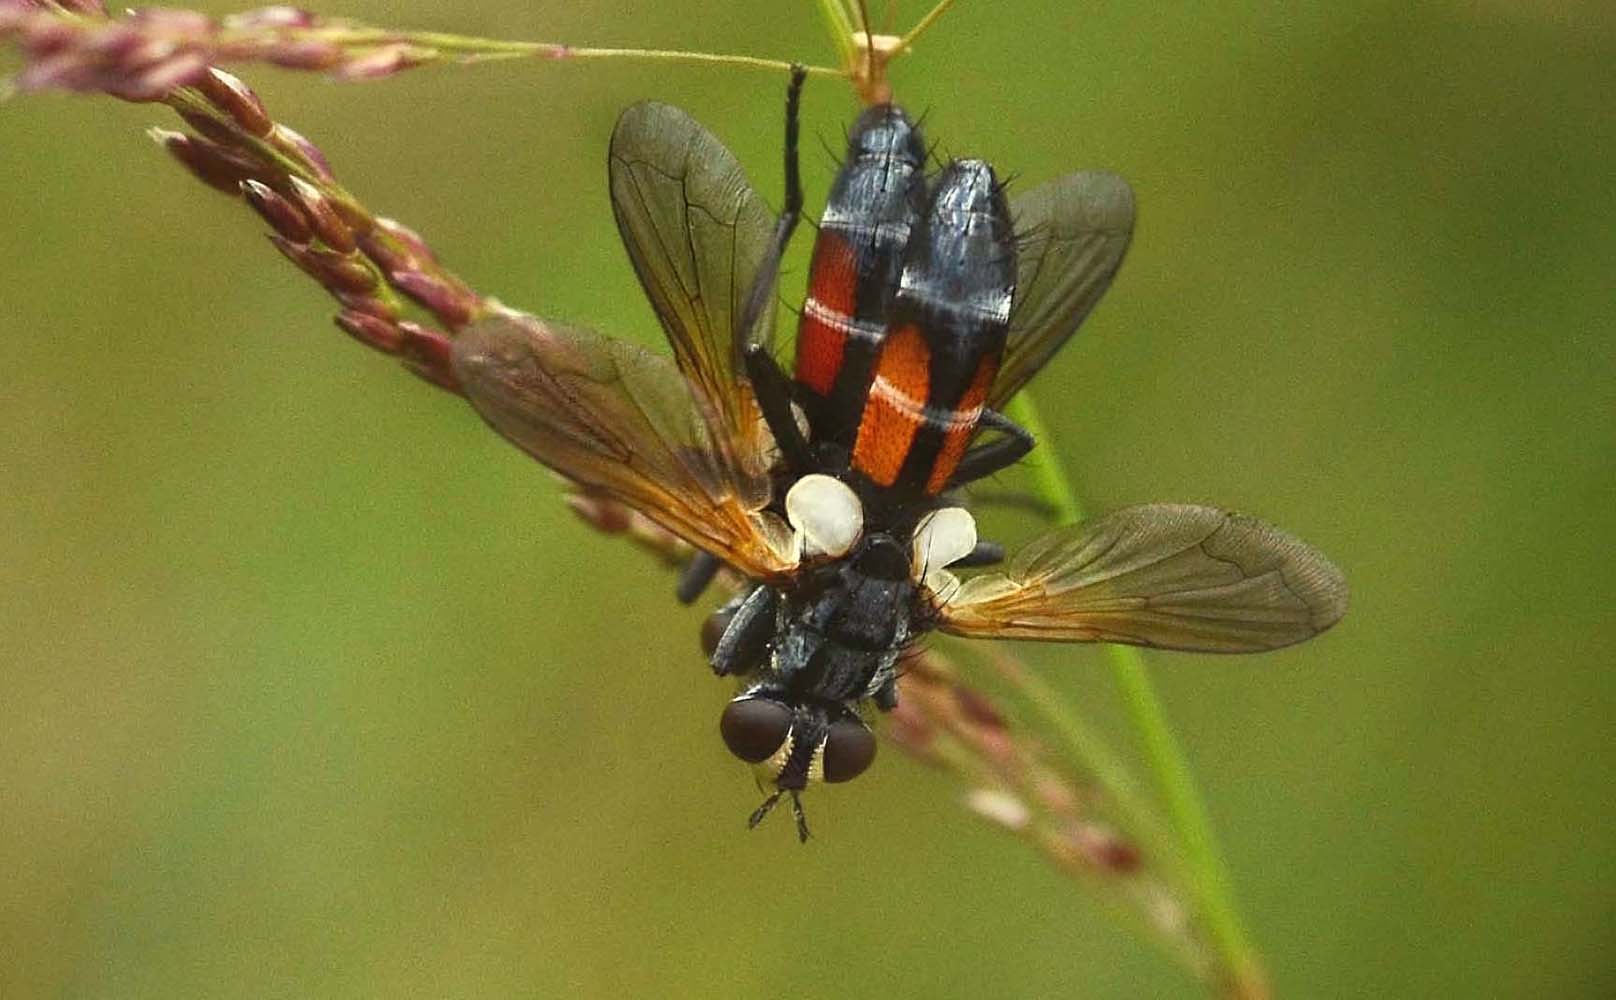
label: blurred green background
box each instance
[3,1,1612,996]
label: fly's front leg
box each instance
[735,63,807,347]
[709,584,779,678]
[676,550,723,605]
[745,343,814,476]
[737,65,814,478]
[948,408,1035,489]
[872,676,899,711]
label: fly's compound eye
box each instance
[720,698,793,765]
[820,718,877,784]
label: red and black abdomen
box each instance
[794,105,927,448]
[852,159,1017,498]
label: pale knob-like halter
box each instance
[784,474,865,560]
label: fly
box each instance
[450,70,1348,841]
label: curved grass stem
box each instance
[891,0,959,59]
[536,46,839,78]
[1004,392,1269,1000]
[315,27,845,76]
[814,0,858,66]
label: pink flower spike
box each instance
[309,247,379,295]
[127,9,215,34]
[16,20,76,58]
[334,292,398,322]
[267,123,333,182]
[336,44,418,81]
[1066,821,1144,874]
[124,51,211,101]
[967,789,1032,832]
[149,126,261,192]
[390,270,473,329]
[240,179,313,244]
[566,493,636,535]
[224,6,319,30]
[287,176,356,253]
[81,25,145,59]
[15,51,97,93]
[335,309,403,353]
[268,235,375,295]
[177,108,244,146]
[369,217,436,265]
[355,229,411,274]
[196,68,271,137]
[264,39,342,71]
[396,322,460,392]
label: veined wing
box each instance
[609,101,778,467]
[452,309,796,582]
[937,504,1346,652]
[992,171,1135,408]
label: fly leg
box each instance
[744,342,815,476]
[941,408,1032,570]
[736,64,815,478]
[675,551,723,604]
[709,584,779,677]
[735,63,807,347]
[947,408,1035,489]
[789,791,811,843]
[952,540,1006,567]
[745,789,810,843]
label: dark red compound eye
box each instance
[720,698,792,764]
[822,718,876,783]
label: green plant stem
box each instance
[546,47,841,77]
[891,0,958,58]
[814,0,857,66]
[307,27,843,77]
[1004,392,1267,999]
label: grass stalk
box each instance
[1004,393,1269,1000]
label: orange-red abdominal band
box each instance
[925,355,997,495]
[794,231,858,396]
[852,325,931,487]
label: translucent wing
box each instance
[937,504,1347,652]
[992,171,1135,408]
[452,309,796,582]
[609,101,778,465]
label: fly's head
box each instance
[720,688,875,843]
[721,689,877,795]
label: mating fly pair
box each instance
[451,71,1348,840]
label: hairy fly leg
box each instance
[735,63,808,348]
[676,550,723,605]
[744,342,815,475]
[953,540,1007,567]
[946,407,1035,489]
[709,584,780,677]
